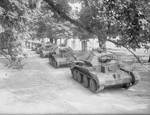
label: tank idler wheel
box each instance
[121,83,131,89]
[77,73,82,83]
[83,76,89,88]
[89,79,97,92]
[72,70,77,80]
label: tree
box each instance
[103,0,150,62]
[0,0,29,68]
[36,0,150,63]
[1,0,150,65]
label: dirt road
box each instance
[0,48,150,114]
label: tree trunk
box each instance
[98,37,107,52]
[64,39,67,46]
[82,40,87,51]
[148,55,150,63]
[60,38,62,44]
[54,39,57,44]
[49,38,53,43]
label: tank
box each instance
[47,44,58,57]
[31,41,38,51]
[49,45,76,68]
[26,40,32,48]
[39,43,54,58]
[70,51,140,93]
[35,43,42,54]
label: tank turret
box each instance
[39,43,54,58]
[49,46,76,68]
[35,43,42,54]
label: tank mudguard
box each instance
[71,61,85,68]
[129,71,141,82]
[120,67,140,81]
[92,73,105,91]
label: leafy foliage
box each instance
[1,0,150,66]
[33,0,150,62]
[0,0,29,68]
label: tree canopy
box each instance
[0,0,150,67]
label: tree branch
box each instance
[43,0,93,33]
[106,39,150,70]
[0,49,13,62]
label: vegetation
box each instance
[0,0,29,68]
[0,0,150,69]
[32,0,150,62]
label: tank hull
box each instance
[49,56,75,68]
[70,51,140,93]
[49,46,76,68]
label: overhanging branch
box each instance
[43,0,93,33]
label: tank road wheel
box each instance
[54,60,59,68]
[57,61,60,68]
[37,50,39,54]
[89,79,97,92]
[41,53,44,58]
[53,59,55,66]
[77,73,82,83]
[52,58,54,66]
[50,58,53,64]
[40,52,41,57]
[54,60,57,68]
[83,76,89,88]
[121,83,131,89]
[72,70,77,80]
[40,52,43,58]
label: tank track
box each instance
[49,56,60,68]
[71,68,104,93]
[71,67,139,93]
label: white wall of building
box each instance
[67,38,119,50]
[67,38,82,50]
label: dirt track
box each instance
[0,48,150,114]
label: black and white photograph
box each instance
[0,0,150,114]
